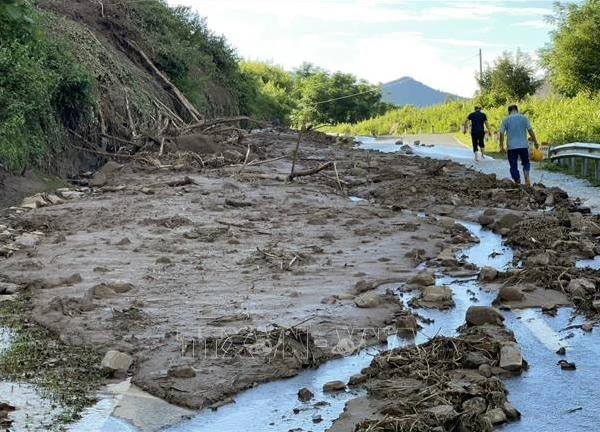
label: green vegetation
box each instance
[240,61,388,127]
[0,0,94,173]
[542,0,600,96]
[330,93,600,147]
[0,296,106,423]
[477,50,542,107]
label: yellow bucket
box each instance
[531,147,544,162]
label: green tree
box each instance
[292,64,386,127]
[239,61,296,123]
[541,0,600,96]
[477,51,542,106]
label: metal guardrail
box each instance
[549,142,600,179]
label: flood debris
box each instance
[340,309,525,432]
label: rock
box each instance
[497,286,524,302]
[503,402,521,420]
[115,237,131,246]
[348,167,368,177]
[465,306,504,326]
[478,266,498,282]
[101,350,133,372]
[525,252,551,267]
[298,387,314,402]
[566,278,596,295]
[558,360,576,370]
[593,300,600,313]
[312,414,323,424]
[478,364,493,378]
[419,285,454,308]
[407,269,436,287]
[494,213,523,230]
[463,351,489,368]
[21,194,48,209]
[486,407,507,425]
[556,347,566,355]
[582,322,593,332]
[14,233,41,248]
[0,282,20,295]
[354,291,381,308]
[323,380,346,392]
[334,293,355,301]
[462,397,487,415]
[400,144,414,154]
[89,172,107,188]
[156,256,172,264]
[45,194,65,205]
[59,190,85,200]
[99,161,123,176]
[500,343,523,372]
[168,365,196,378]
[109,281,135,293]
[348,373,367,386]
[321,296,337,305]
[483,208,497,216]
[426,405,458,422]
[395,313,418,332]
[478,214,494,226]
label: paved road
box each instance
[358,134,600,213]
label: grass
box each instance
[0,296,107,424]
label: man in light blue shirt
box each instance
[499,104,539,187]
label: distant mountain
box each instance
[381,77,464,107]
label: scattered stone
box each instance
[101,350,133,372]
[483,208,497,216]
[478,364,493,378]
[348,373,367,386]
[426,405,458,422]
[566,278,596,295]
[494,212,523,231]
[497,286,524,302]
[89,172,107,187]
[354,291,381,308]
[463,351,489,368]
[478,266,498,282]
[582,322,593,332]
[525,252,551,267]
[593,300,600,313]
[321,296,337,305]
[323,380,345,392]
[542,304,558,316]
[478,214,494,226]
[156,256,172,264]
[395,313,418,332]
[556,347,566,356]
[168,365,197,378]
[407,268,435,287]
[312,414,323,424]
[465,306,504,326]
[115,237,131,246]
[45,194,65,205]
[21,194,48,209]
[415,285,454,309]
[558,360,576,370]
[462,397,487,415]
[298,387,314,402]
[334,293,355,301]
[500,343,523,372]
[503,402,521,420]
[486,407,508,425]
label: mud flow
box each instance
[0,131,599,431]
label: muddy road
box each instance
[0,130,599,431]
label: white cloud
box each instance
[429,38,506,48]
[513,20,552,29]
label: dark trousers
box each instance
[507,148,530,183]
[471,132,485,152]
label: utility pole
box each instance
[479,48,483,81]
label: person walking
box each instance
[499,104,539,187]
[464,106,492,161]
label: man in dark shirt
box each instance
[464,106,492,161]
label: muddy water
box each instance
[357,135,600,213]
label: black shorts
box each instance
[471,132,485,152]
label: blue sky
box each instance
[168,0,556,97]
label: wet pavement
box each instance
[357,134,600,213]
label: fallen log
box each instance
[288,161,334,181]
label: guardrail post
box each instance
[570,157,577,172]
[582,158,589,177]
[596,160,600,179]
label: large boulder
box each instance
[354,291,381,308]
[465,306,504,326]
[567,278,596,295]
